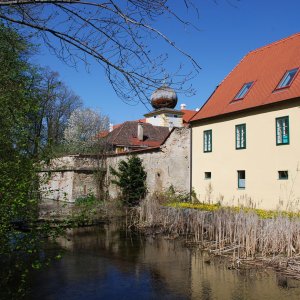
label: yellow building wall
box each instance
[192,101,300,210]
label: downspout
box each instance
[189,124,193,202]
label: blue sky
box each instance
[31,0,300,125]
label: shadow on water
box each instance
[26,222,300,300]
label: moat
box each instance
[27,223,300,300]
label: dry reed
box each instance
[135,196,300,261]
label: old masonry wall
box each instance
[40,127,190,202]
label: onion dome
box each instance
[150,85,178,110]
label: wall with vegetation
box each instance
[107,127,190,199]
[40,127,190,202]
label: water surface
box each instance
[28,223,300,300]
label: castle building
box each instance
[190,33,300,210]
[106,86,196,153]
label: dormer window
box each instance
[233,82,253,101]
[276,68,299,90]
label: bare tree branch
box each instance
[0,0,202,107]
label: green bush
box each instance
[155,185,190,204]
[110,156,147,206]
[75,193,98,206]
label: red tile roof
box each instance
[191,33,300,122]
[97,131,109,138]
[129,137,162,147]
[181,109,198,123]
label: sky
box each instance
[31,0,300,125]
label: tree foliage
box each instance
[0,0,201,107]
[0,24,79,298]
[110,156,147,206]
[30,68,82,156]
[0,23,41,297]
[63,107,109,153]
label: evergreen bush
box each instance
[110,156,147,206]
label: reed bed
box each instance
[134,197,300,277]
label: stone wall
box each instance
[106,127,190,199]
[40,155,101,202]
[40,127,190,202]
[40,171,74,201]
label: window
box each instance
[174,115,178,118]
[204,172,211,179]
[236,124,246,149]
[276,68,299,89]
[233,82,254,100]
[203,130,212,152]
[276,116,289,145]
[237,170,245,189]
[278,171,288,180]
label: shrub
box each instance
[110,156,147,206]
[154,185,190,204]
[75,193,98,206]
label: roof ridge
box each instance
[249,32,300,55]
[111,122,127,144]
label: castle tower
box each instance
[144,85,184,128]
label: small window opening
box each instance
[237,170,245,189]
[174,115,178,118]
[278,171,288,180]
[204,172,211,179]
[61,172,64,178]
[157,172,160,177]
[233,82,253,100]
[276,68,299,89]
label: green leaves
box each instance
[0,24,64,298]
[110,156,147,206]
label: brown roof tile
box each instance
[106,121,170,148]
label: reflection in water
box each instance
[28,223,300,300]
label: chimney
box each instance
[137,122,143,141]
[109,123,114,132]
[180,103,186,110]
